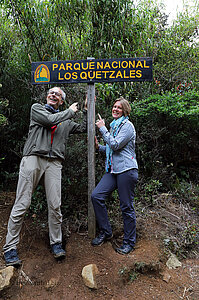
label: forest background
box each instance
[0,0,198,238]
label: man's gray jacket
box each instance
[23,103,87,160]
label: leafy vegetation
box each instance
[131,90,199,184]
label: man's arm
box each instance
[31,103,76,127]
[68,109,87,134]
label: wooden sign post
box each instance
[31,57,153,238]
[87,81,96,238]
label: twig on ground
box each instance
[164,210,181,220]
[23,221,31,234]
[172,290,183,299]
[20,269,33,285]
[182,287,187,298]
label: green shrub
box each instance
[131,90,199,186]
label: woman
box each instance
[91,97,138,255]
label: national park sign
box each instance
[31,57,152,84]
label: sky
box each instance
[162,0,197,23]
[134,0,198,23]
[164,0,184,21]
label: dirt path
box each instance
[0,192,198,300]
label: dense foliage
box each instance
[0,0,198,215]
[131,90,199,182]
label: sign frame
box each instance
[31,57,152,85]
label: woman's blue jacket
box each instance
[99,118,138,174]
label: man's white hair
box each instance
[61,90,66,101]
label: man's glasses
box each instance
[48,90,62,97]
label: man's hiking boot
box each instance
[51,243,66,259]
[4,249,22,267]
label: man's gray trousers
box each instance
[3,155,63,252]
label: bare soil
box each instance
[0,192,199,300]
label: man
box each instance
[3,87,87,266]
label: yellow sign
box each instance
[32,58,152,84]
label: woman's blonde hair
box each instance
[113,97,131,117]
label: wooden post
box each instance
[87,58,96,238]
